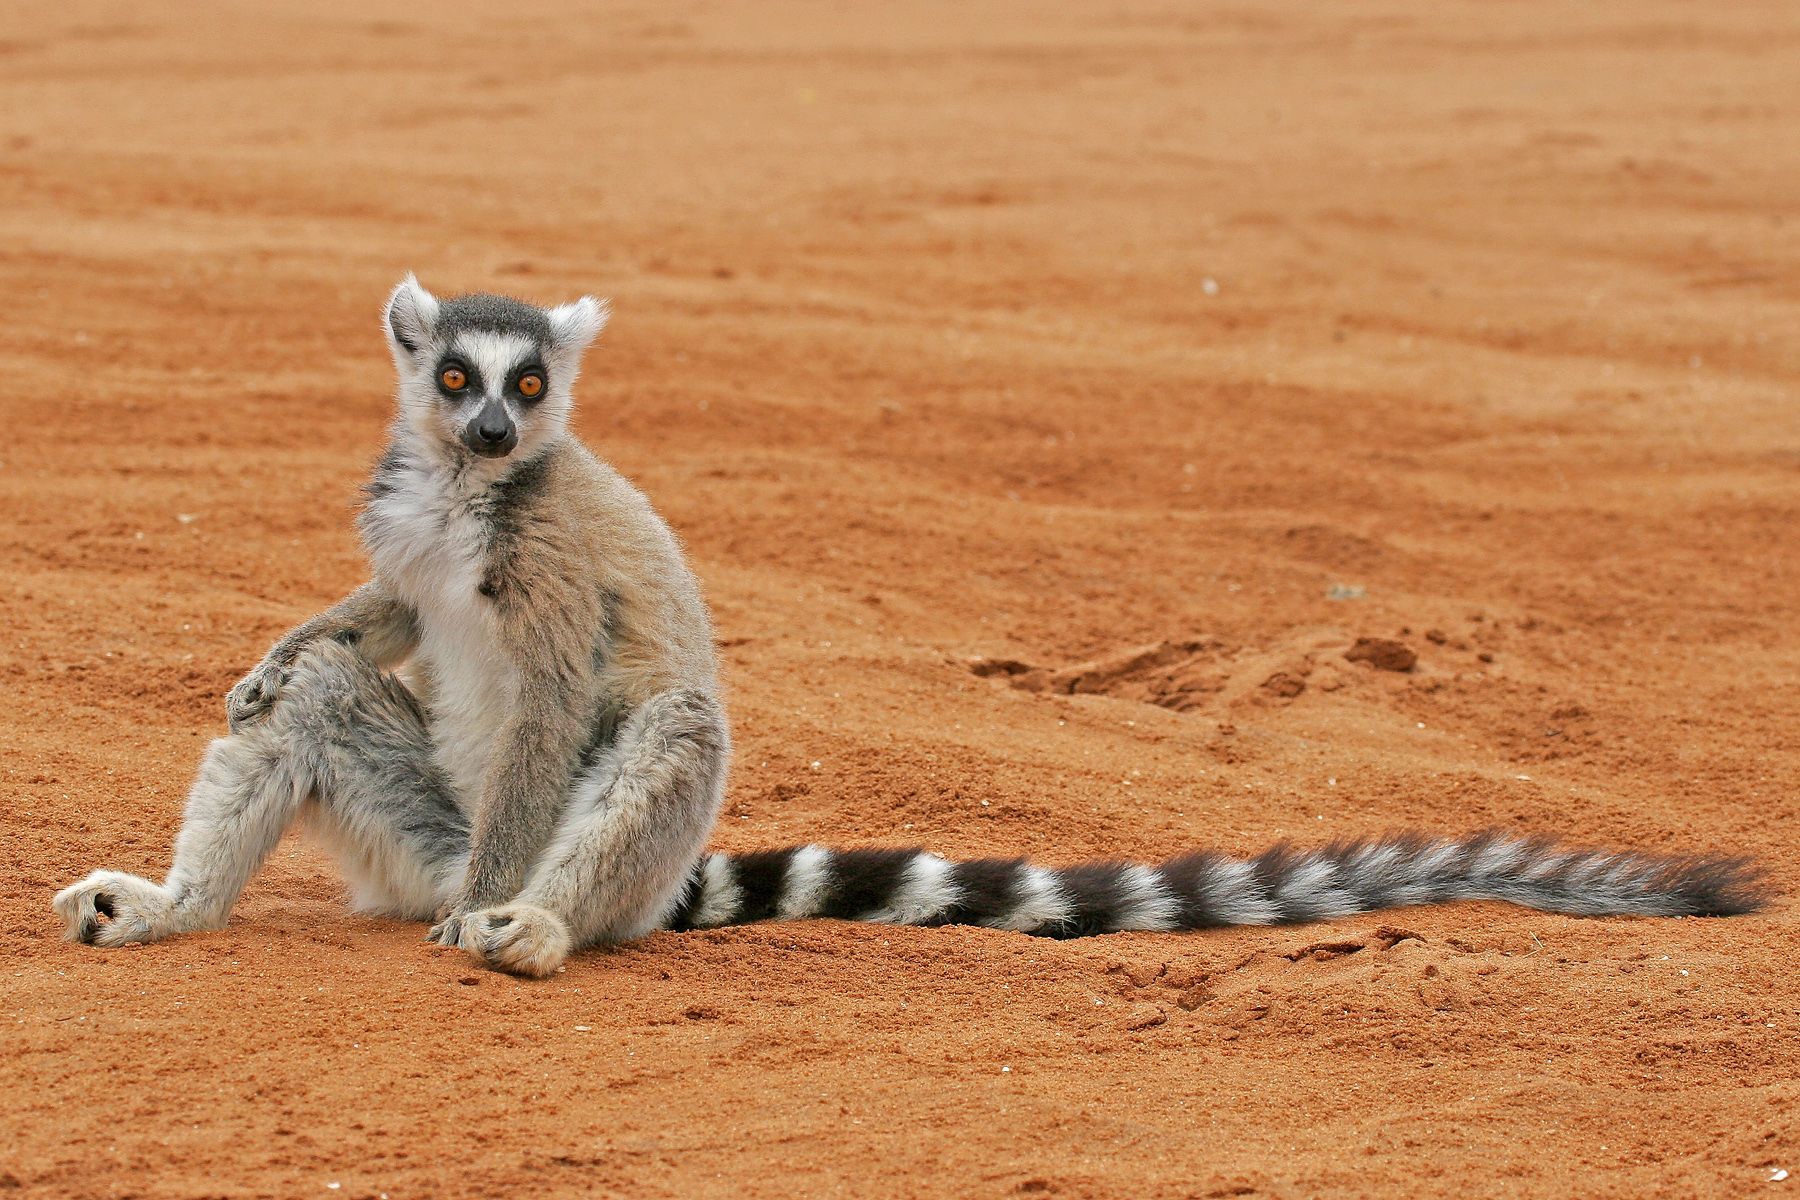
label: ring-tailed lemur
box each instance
[51,279,1767,977]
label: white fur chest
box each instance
[361,462,518,810]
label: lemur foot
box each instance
[53,871,181,947]
[456,903,573,978]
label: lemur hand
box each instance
[226,659,287,732]
[427,902,474,947]
[428,882,510,949]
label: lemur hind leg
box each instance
[53,640,469,947]
[456,689,728,977]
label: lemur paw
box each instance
[457,904,572,978]
[226,660,287,733]
[53,871,178,947]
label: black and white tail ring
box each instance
[662,831,1766,937]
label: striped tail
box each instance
[661,831,1766,937]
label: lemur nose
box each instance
[476,421,510,444]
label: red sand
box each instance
[3,3,1797,1196]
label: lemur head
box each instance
[382,275,608,467]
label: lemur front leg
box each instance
[426,674,590,948]
[55,639,465,946]
[55,591,436,947]
[454,689,728,977]
[226,582,418,731]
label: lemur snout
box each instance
[465,405,517,457]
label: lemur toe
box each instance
[226,698,267,734]
[225,662,289,732]
[426,914,464,946]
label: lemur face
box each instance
[381,276,608,467]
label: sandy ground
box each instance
[3,2,1798,1196]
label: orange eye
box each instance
[517,373,544,399]
[440,366,468,391]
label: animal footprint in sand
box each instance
[967,631,1367,713]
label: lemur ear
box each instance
[383,274,440,366]
[546,296,609,355]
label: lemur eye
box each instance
[440,366,468,391]
[517,372,544,399]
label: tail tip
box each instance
[1674,855,1772,917]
